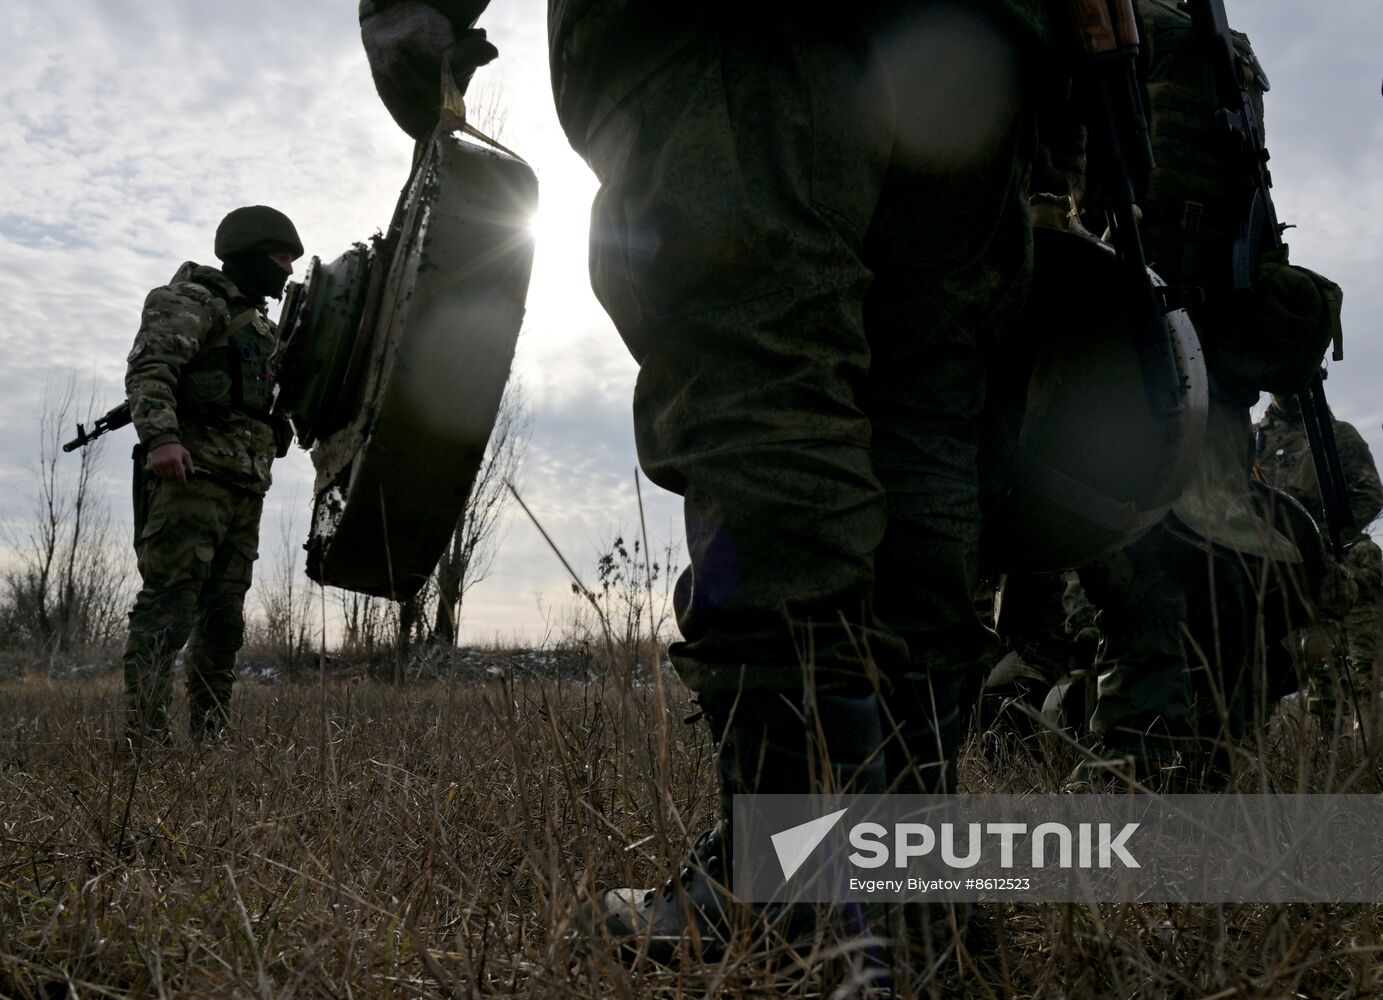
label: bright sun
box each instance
[524,167,604,332]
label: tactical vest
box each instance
[177,305,277,419]
[1138,0,1267,291]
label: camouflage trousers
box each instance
[1078,525,1282,771]
[123,472,262,737]
[1307,534,1383,720]
[583,20,1033,698]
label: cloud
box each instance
[1,1,1379,646]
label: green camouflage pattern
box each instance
[548,2,1054,159]
[1079,530,1193,766]
[122,475,263,737]
[1041,3,1295,776]
[125,262,281,495]
[1079,523,1266,772]
[1167,396,1300,560]
[1258,403,1383,541]
[1259,402,1383,713]
[1343,535,1383,692]
[581,21,1034,696]
[1136,0,1265,294]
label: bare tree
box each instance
[463,80,509,144]
[338,589,386,666]
[432,376,532,645]
[3,376,129,667]
[253,499,315,674]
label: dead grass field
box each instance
[2,673,1381,998]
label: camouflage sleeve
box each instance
[1335,420,1383,532]
[124,282,228,451]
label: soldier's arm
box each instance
[359,0,495,141]
[1335,420,1383,531]
[124,282,225,452]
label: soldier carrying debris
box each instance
[361,0,1066,967]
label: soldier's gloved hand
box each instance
[1029,193,1096,239]
[149,442,195,484]
[362,1,497,140]
[1029,194,1072,231]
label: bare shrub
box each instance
[1,376,129,671]
[244,500,316,677]
[563,531,679,679]
[432,376,533,646]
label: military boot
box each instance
[883,670,975,795]
[881,670,977,966]
[602,690,887,964]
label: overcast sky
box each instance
[1,1,1379,645]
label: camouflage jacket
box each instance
[125,262,281,495]
[364,0,1055,160]
[1258,402,1383,543]
[546,2,1055,158]
[1167,396,1300,561]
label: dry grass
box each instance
[2,673,1381,998]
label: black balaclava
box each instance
[220,250,290,302]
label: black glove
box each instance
[361,1,497,140]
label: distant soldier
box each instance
[1259,395,1383,721]
[122,206,303,745]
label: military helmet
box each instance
[215,205,304,261]
[980,227,1210,574]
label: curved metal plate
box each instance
[981,227,1210,574]
[303,133,537,598]
[276,242,378,447]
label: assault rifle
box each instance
[1064,0,1190,421]
[63,400,132,452]
[1185,0,1354,556]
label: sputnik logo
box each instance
[770,808,849,881]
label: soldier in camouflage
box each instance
[363,0,1054,965]
[1032,0,1339,786]
[1259,395,1383,723]
[122,205,303,744]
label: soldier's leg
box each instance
[587,27,901,697]
[185,487,262,737]
[1343,535,1382,723]
[586,24,907,959]
[859,18,1032,792]
[121,477,228,739]
[1182,549,1256,780]
[1079,526,1195,772]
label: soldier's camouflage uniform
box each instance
[1037,0,1302,777]
[552,3,1053,708]
[123,262,281,738]
[1259,400,1383,715]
